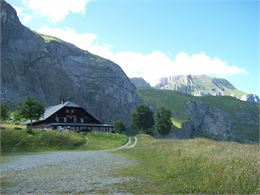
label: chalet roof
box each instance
[24,101,81,124]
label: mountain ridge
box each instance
[0,0,142,125]
[155,75,259,103]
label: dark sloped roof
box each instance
[25,101,82,124]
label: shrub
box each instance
[113,120,126,133]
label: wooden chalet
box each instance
[25,101,113,132]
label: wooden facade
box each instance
[26,101,113,132]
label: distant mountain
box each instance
[130,77,151,89]
[138,88,259,143]
[156,75,259,103]
[0,1,142,124]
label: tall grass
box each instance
[116,134,260,194]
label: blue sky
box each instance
[7,0,260,95]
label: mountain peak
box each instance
[156,75,260,103]
[155,75,260,103]
[1,0,24,43]
[156,75,237,96]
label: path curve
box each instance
[0,136,138,194]
[110,136,137,151]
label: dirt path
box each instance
[0,137,137,194]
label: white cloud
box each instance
[22,0,91,23]
[38,26,97,48]
[13,5,32,24]
[38,27,247,86]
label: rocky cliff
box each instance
[180,100,258,143]
[138,89,259,143]
[0,1,142,124]
[156,75,260,103]
[130,77,151,89]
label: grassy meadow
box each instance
[0,124,128,155]
[116,134,260,194]
[76,131,128,150]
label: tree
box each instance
[0,102,9,122]
[131,104,154,134]
[155,107,172,135]
[19,98,44,130]
[10,110,25,124]
[113,120,126,133]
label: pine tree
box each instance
[155,107,172,135]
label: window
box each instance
[55,117,59,122]
[71,109,74,113]
[66,109,69,113]
[81,118,84,123]
[64,117,67,122]
[74,117,77,123]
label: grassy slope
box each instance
[138,88,259,142]
[76,132,128,150]
[116,134,260,194]
[1,128,86,153]
[138,88,193,118]
[0,124,128,155]
[138,88,257,118]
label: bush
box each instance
[0,102,9,121]
[113,120,126,133]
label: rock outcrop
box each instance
[1,1,142,124]
[241,94,260,104]
[130,77,151,89]
[138,88,259,143]
[156,75,260,103]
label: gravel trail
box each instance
[0,150,135,194]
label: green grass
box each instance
[171,117,186,129]
[115,134,260,194]
[138,88,258,118]
[0,124,128,155]
[1,123,26,130]
[138,88,195,117]
[77,132,128,150]
[39,34,61,43]
[1,128,86,154]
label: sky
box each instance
[7,0,260,96]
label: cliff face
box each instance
[156,75,259,103]
[130,77,151,89]
[180,101,258,143]
[138,89,259,143]
[1,1,142,124]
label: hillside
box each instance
[0,1,141,125]
[156,75,259,103]
[138,88,259,143]
[0,124,128,153]
[130,77,151,89]
[116,134,260,194]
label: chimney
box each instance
[61,99,64,104]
